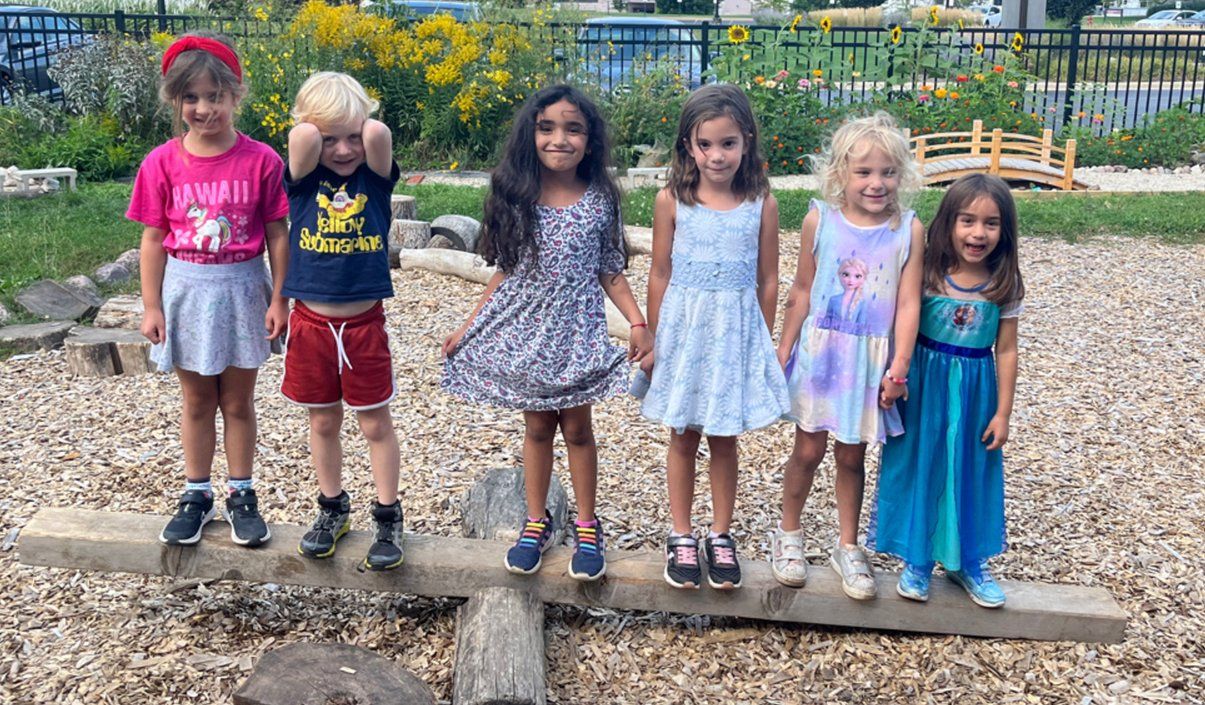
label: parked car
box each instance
[1134,9,1194,27]
[360,0,482,22]
[576,18,703,93]
[0,5,88,102]
[968,4,1003,28]
[1174,9,1205,26]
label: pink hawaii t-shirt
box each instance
[127,133,290,264]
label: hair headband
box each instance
[161,36,242,81]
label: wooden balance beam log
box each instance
[18,508,1125,644]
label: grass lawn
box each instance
[2,180,1202,321]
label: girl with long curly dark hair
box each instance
[441,84,652,582]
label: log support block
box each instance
[453,588,546,705]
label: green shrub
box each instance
[1065,104,1205,168]
[594,63,688,169]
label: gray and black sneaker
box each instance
[223,488,271,547]
[364,500,404,571]
[664,534,702,589]
[298,491,352,559]
[159,489,216,545]
[703,533,743,590]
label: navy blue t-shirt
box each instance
[282,161,400,303]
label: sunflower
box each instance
[1011,32,1024,52]
[890,25,902,44]
[789,14,802,33]
[728,25,750,44]
[928,5,940,25]
[820,16,832,34]
[974,42,985,55]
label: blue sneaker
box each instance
[948,565,1006,608]
[568,518,606,581]
[896,563,932,602]
[505,515,553,575]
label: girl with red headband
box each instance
[127,32,290,549]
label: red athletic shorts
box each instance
[281,301,395,410]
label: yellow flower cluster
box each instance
[250,91,292,138]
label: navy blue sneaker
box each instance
[364,500,404,571]
[223,488,270,547]
[159,489,215,545]
[505,515,553,575]
[568,518,606,581]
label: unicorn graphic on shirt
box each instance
[187,202,233,253]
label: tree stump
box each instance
[454,467,560,705]
[430,215,482,253]
[233,643,435,705]
[460,467,568,545]
[453,588,546,705]
[388,220,432,267]
[116,339,152,375]
[94,294,144,329]
[390,195,417,221]
[64,326,152,377]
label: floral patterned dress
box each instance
[441,187,629,411]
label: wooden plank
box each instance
[18,508,1126,643]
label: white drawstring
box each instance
[326,321,353,374]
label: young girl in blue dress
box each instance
[772,113,925,599]
[633,84,790,591]
[442,85,652,582]
[873,174,1024,608]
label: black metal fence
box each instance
[3,9,1202,131]
[566,22,1205,130]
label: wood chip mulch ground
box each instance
[1,235,1201,704]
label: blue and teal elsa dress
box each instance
[872,283,1021,572]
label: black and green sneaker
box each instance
[364,500,404,571]
[298,491,352,559]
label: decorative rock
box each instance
[115,249,141,275]
[233,643,435,705]
[15,280,99,320]
[390,194,417,221]
[0,321,76,352]
[426,234,456,249]
[93,262,131,285]
[430,214,482,253]
[460,467,569,545]
[62,275,104,308]
[94,294,144,329]
[0,302,9,326]
[387,219,432,266]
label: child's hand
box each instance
[442,325,468,359]
[878,375,907,409]
[628,326,653,362]
[639,350,655,376]
[265,300,289,340]
[140,307,165,345]
[982,415,1010,450]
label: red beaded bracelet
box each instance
[884,373,907,385]
[631,322,648,329]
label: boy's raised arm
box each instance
[288,122,322,180]
[363,118,394,179]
